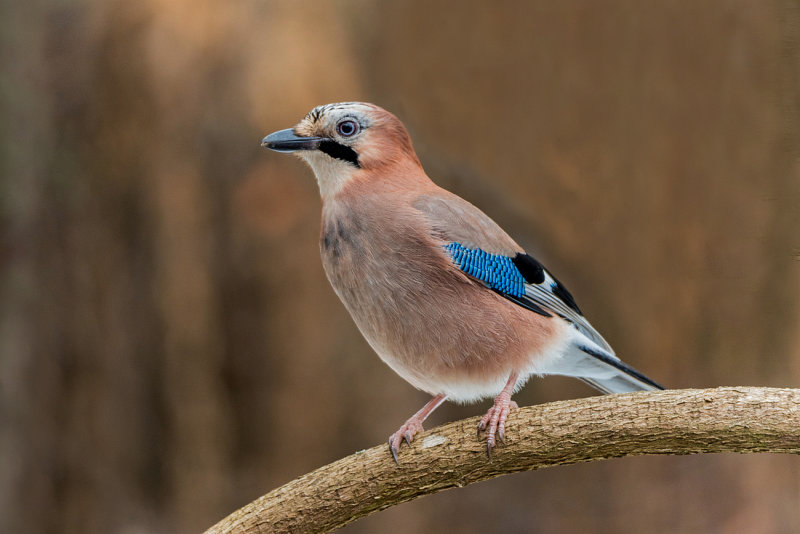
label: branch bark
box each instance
[205,387,800,534]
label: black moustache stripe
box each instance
[318,140,360,168]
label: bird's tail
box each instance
[576,343,664,394]
[578,373,661,394]
[542,331,664,394]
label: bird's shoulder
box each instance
[412,188,521,256]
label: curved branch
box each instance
[205,387,800,534]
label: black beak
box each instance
[261,128,325,153]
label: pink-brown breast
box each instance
[319,171,568,402]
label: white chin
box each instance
[300,152,357,198]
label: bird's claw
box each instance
[477,397,518,458]
[388,418,425,464]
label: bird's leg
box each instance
[389,394,447,463]
[478,371,519,458]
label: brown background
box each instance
[2,1,799,533]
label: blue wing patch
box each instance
[443,242,526,297]
[444,243,604,338]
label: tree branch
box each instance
[205,387,800,534]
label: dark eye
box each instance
[336,119,359,137]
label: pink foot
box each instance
[388,394,447,463]
[388,418,425,463]
[477,394,518,458]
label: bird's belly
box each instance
[321,234,569,402]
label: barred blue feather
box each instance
[443,242,526,298]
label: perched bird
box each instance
[261,102,663,461]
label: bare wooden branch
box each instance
[205,387,800,534]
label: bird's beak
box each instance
[261,128,325,153]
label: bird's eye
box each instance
[336,119,359,137]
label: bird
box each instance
[261,102,663,462]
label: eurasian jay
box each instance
[261,102,663,461]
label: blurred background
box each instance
[1,1,799,533]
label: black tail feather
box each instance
[578,344,665,392]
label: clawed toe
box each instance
[388,420,424,464]
[388,436,399,463]
[477,396,518,458]
[388,394,447,463]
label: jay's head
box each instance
[262,102,420,196]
